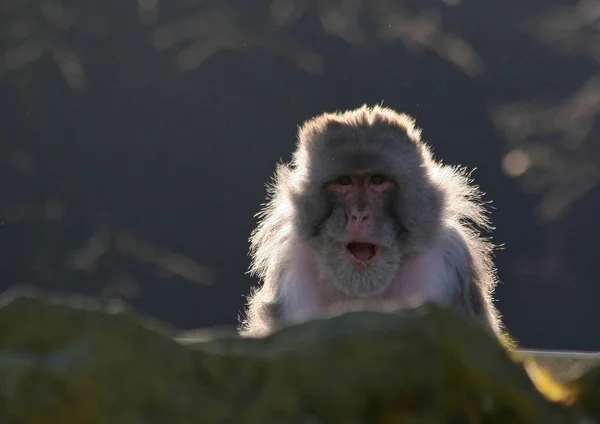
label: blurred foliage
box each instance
[0,0,491,298]
[2,0,597,211]
[0,0,599,316]
[492,0,600,222]
[0,0,485,80]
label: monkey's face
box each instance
[291,110,444,298]
[309,172,406,297]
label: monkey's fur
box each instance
[239,105,502,338]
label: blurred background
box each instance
[1,0,599,350]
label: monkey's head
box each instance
[290,105,444,298]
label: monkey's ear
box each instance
[394,174,445,250]
[290,181,331,240]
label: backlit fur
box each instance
[239,105,502,338]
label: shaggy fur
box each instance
[239,105,502,338]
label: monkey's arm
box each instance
[239,290,283,338]
[443,225,502,335]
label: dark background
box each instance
[1,0,599,350]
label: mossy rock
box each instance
[0,291,594,423]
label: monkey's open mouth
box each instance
[345,242,379,264]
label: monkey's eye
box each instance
[370,174,387,185]
[336,176,352,186]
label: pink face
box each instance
[327,173,396,268]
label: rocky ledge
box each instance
[0,291,597,423]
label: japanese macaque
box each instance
[239,105,503,338]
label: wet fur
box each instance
[239,105,502,337]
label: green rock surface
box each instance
[0,292,594,423]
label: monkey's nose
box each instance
[349,207,369,222]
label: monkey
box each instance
[238,105,503,339]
